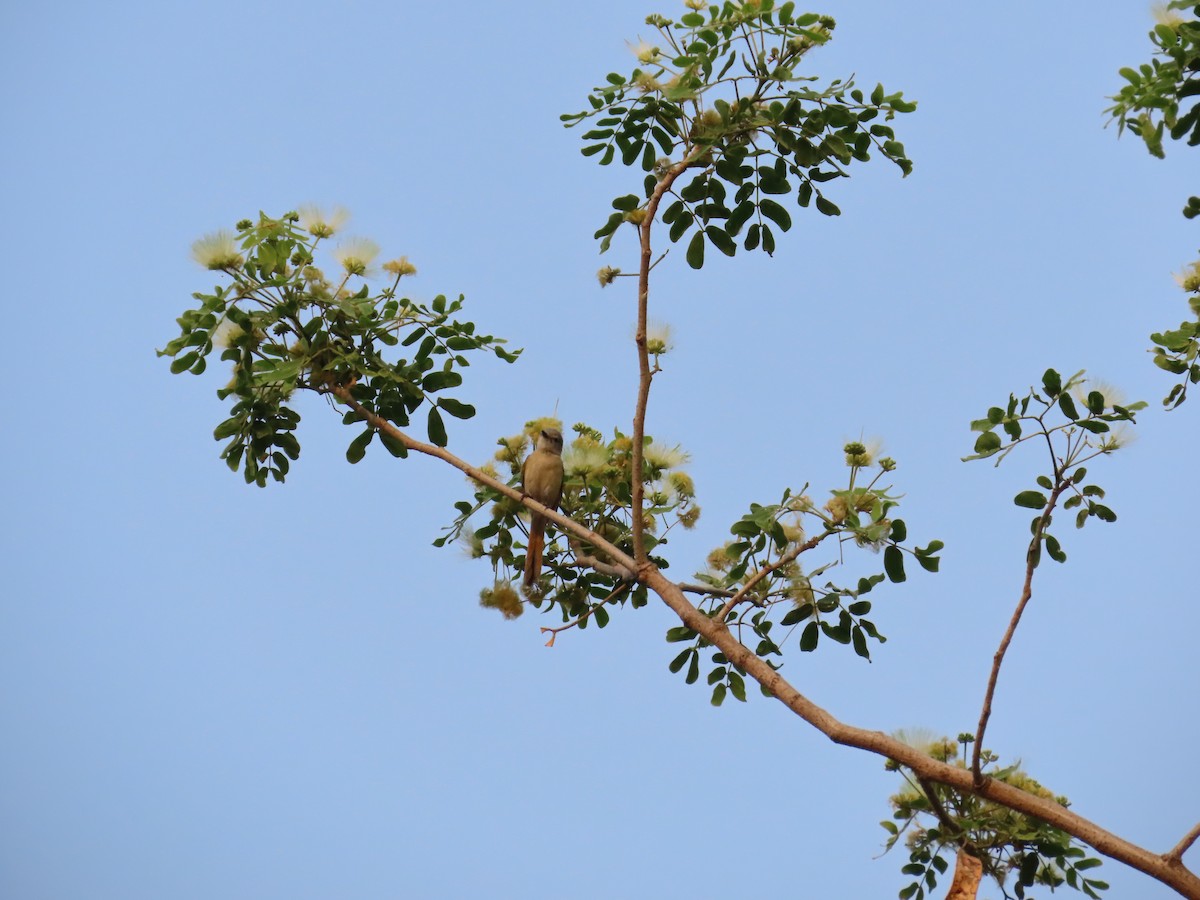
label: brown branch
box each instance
[566,535,635,581]
[945,849,983,900]
[630,151,704,566]
[1167,822,1200,864]
[677,582,735,598]
[972,484,1065,782]
[716,531,828,621]
[326,395,1200,896]
[637,565,1200,899]
[915,774,967,845]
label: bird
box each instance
[521,426,565,588]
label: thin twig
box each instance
[540,583,631,647]
[630,150,704,566]
[677,582,735,598]
[916,774,967,845]
[566,536,635,581]
[972,483,1065,783]
[716,532,828,621]
[1167,822,1200,864]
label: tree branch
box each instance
[567,535,635,580]
[540,582,631,647]
[328,388,1200,898]
[915,774,968,845]
[972,483,1065,782]
[630,152,703,566]
[1167,821,1200,864]
[715,531,828,621]
[637,565,1200,900]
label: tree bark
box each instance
[945,849,983,900]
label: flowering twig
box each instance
[716,532,828,621]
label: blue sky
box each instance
[2,1,1197,898]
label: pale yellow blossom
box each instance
[297,205,349,239]
[333,237,380,276]
[191,230,243,270]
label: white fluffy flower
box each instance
[627,39,661,65]
[297,205,349,238]
[191,230,243,270]
[332,237,380,276]
[644,442,689,469]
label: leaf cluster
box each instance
[882,735,1108,900]
[1108,3,1200,408]
[666,447,941,706]
[159,212,517,485]
[966,369,1144,567]
[1108,2,1200,169]
[1151,284,1200,408]
[562,0,915,266]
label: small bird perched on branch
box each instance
[522,426,565,588]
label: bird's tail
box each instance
[523,514,545,588]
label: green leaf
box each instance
[758,198,792,231]
[379,431,408,458]
[213,417,242,441]
[814,195,841,216]
[346,428,373,464]
[427,406,448,447]
[851,625,869,659]
[169,352,198,374]
[1058,392,1079,420]
[705,226,736,257]
[1042,368,1062,396]
[669,647,692,673]
[437,397,476,419]
[710,683,727,706]
[423,370,463,393]
[1045,534,1066,563]
[973,432,1002,454]
[686,230,705,269]
[1014,490,1048,509]
[666,626,697,643]
[686,651,700,684]
[780,605,810,626]
[890,519,907,542]
[799,621,819,651]
[884,545,906,582]
[728,670,747,702]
